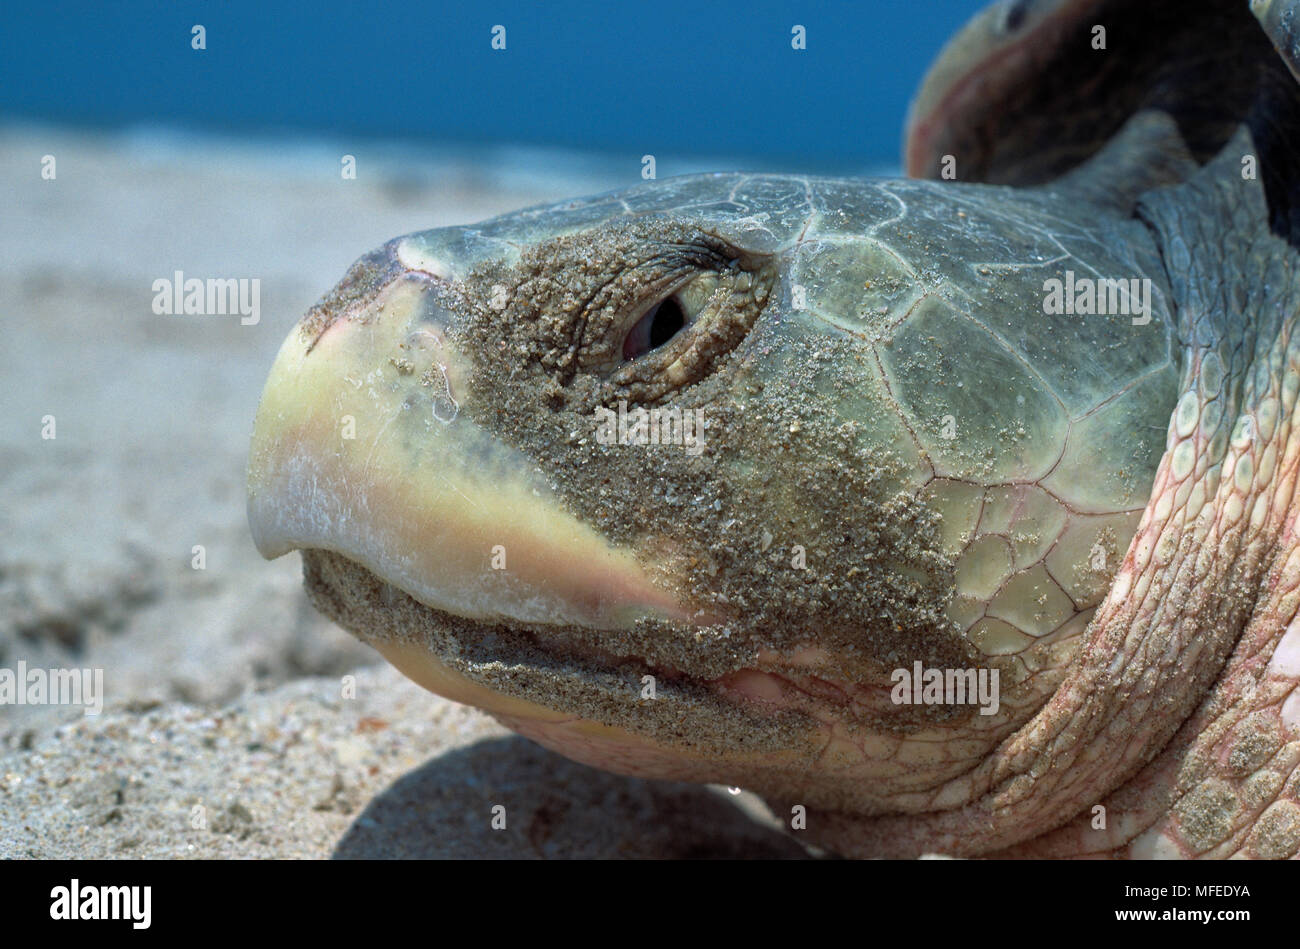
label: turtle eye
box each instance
[622,293,687,361]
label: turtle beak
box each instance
[247,237,700,631]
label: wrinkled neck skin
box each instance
[813,127,1300,859]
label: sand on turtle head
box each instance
[432,218,982,732]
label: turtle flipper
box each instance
[906,0,1268,187]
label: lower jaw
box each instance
[297,548,1014,815]
[298,549,815,780]
[365,637,796,785]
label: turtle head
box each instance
[249,174,955,803]
[248,173,1154,816]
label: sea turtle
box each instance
[247,0,1300,858]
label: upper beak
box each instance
[247,237,702,631]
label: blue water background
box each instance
[1,1,987,172]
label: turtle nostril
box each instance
[623,295,686,361]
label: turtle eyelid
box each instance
[603,261,776,403]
